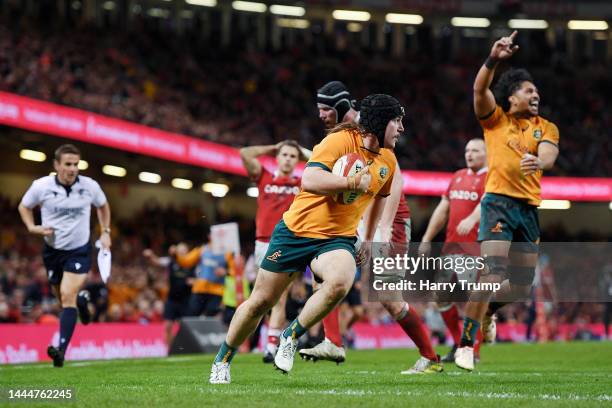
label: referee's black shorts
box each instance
[42,242,92,285]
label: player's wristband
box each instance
[484,56,498,69]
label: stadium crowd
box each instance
[1,194,608,341]
[0,15,610,176]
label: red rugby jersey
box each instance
[256,167,301,242]
[391,194,411,243]
[442,167,487,255]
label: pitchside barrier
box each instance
[1,321,608,365]
[169,317,228,355]
[0,91,609,200]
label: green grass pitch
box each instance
[2,342,611,407]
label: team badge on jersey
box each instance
[379,167,388,179]
[533,129,542,141]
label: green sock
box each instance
[460,317,480,347]
[282,318,306,340]
[214,341,237,364]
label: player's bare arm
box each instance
[239,144,276,179]
[474,30,519,118]
[301,165,370,195]
[142,249,166,267]
[299,146,313,161]
[357,194,387,265]
[418,196,450,256]
[377,159,404,242]
[97,202,111,249]
[456,203,481,236]
[520,142,559,176]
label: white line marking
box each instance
[205,387,612,401]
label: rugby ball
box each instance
[332,153,366,204]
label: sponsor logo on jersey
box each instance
[449,190,479,201]
[263,185,300,195]
[52,207,85,217]
[266,250,282,262]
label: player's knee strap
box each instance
[508,265,536,286]
[483,256,508,277]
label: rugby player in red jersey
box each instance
[240,140,304,362]
[419,138,487,363]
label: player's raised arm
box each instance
[239,144,277,180]
[474,30,519,118]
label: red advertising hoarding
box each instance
[1,92,610,201]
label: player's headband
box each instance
[317,81,356,124]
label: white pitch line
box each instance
[164,356,203,363]
[204,387,612,402]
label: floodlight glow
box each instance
[138,172,161,184]
[508,19,548,29]
[232,1,266,13]
[171,178,193,189]
[451,17,490,28]
[332,10,370,22]
[247,187,259,198]
[203,182,229,197]
[19,149,46,162]
[277,18,310,29]
[347,22,363,32]
[385,13,423,25]
[567,20,608,31]
[102,165,126,177]
[270,5,305,16]
[186,0,217,6]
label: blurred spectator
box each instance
[0,15,609,176]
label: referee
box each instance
[18,144,111,367]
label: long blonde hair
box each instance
[326,122,367,138]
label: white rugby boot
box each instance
[298,339,346,364]
[400,356,443,374]
[209,362,231,384]
[274,335,299,374]
[454,346,475,371]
